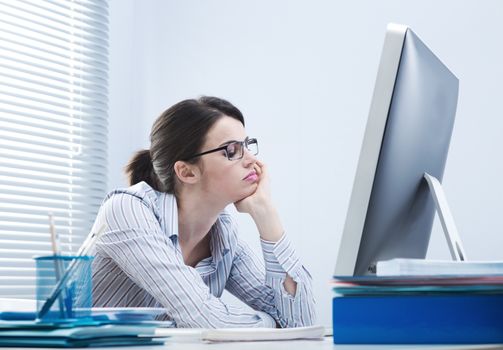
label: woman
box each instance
[91,96,316,328]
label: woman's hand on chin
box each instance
[234,160,284,242]
[234,160,273,215]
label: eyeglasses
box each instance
[185,137,259,161]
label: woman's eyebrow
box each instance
[218,136,248,147]
[218,139,238,147]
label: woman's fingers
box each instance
[254,164,261,175]
[255,160,265,175]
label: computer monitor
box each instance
[335,23,462,276]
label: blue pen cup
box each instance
[35,255,93,322]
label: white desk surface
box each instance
[159,338,503,350]
[9,338,503,350]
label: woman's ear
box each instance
[173,160,200,185]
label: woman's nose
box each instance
[242,148,257,166]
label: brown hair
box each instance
[125,96,245,193]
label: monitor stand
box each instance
[423,173,467,261]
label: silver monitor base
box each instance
[424,173,466,261]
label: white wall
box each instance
[108,0,140,189]
[109,0,503,327]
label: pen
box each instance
[48,213,60,256]
[48,213,66,319]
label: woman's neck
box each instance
[176,189,225,248]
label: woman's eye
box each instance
[226,144,238,157]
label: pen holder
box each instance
[35,255,93,322]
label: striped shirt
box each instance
[90,181,316,328]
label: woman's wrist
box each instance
[250,202,284,242]
[248,200,274,218]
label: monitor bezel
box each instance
[334,23,409,276]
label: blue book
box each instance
[333,294,503,344]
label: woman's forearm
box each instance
[250,204,298,296]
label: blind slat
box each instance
[0,186,104,203]
[0,259,34,268]
[1,76,108,108]
[0,268,35,277]
[0,204,97,217]
[0,224,92,236]
[0,120,107,145]
[0,153,107,171]
[0,131,107,153]
[0,37,108,71]
[0,239,89,252]
[5,0,109,35]
[0,4,109,44]
[0,195,104,211]
[0,71,108,101]
[0,279,35,287]
[0,177,106,195]
[0,106,108,129]
[0,58,108,87]
[0,170,107,188]
[21,0,108,25]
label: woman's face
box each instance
[196,116,258,204]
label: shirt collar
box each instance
[158,192,179,239]
[209,218,230,265]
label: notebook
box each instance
[377,258,503,277]
[155,325,325,342]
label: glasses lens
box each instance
[226,139,258,160]
[246,139,258,156]
[226,142,243,160]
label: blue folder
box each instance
[0,324,164,348]
[333,293,503,344]
[0,337,164,348]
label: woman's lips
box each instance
[243,171,258,181]
[244,174,258,182]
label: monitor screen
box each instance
[335,24,459,276]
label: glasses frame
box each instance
[185,137,258,161]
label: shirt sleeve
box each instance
[225,222,316,327]
[95,193,276,328]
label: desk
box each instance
[159,339,502,350]
[11,338,502,350]
[159,338,503,350]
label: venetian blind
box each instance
[0,0,108,298]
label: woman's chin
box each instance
[233,188,255,202]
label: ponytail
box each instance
[124,149,165,191]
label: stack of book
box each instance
[0,307,173,347]
[332,259,503,344]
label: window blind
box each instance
[0,0,108,298]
